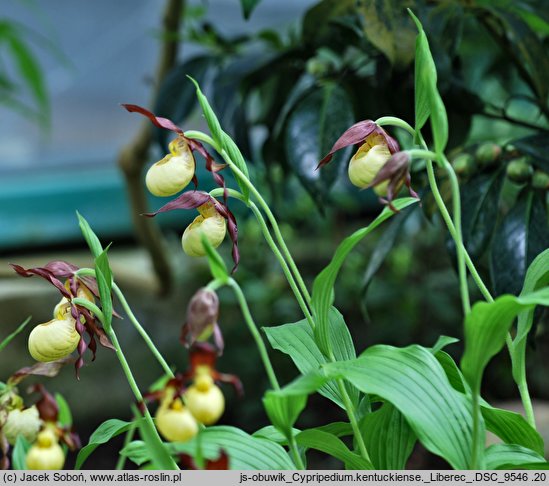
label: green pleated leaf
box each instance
[312,422,353,438]
[264,308,359,409]
[360,403,416,470]
[0,316,31,352]
[435,350,544,455]
[311,198,418,355]
[483,407,544,456]
[76,418,141,469]
[323,344,479,469]
[490,191,549,297]
[252,426,299,445]
[485,444,545,470]
[511,248,549,385]
[295,429,374,470]
[125,426,296,470]
[263,392,307,439]
[461,287,549,393]
[12,435,31,470]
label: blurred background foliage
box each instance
[1,0,548,469]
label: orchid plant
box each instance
[2,13,548,471]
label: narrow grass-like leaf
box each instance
[324,344,478,469]
[77,211,103,258]
[95,247,113,332]
[0,316,31,352]
[485,444,545,470]
[135,413,178,470]
[360,403,416,470]
[311,198,417,355]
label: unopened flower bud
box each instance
[3,406,42,445]
[28,316,80,362]
[506,158,533,183]
[475,142,502,168]
[452,153,476,178]
[532,170,549,190]
[182,289,219,346]
[184,371,225,425]
[26,429,65,470]
[182,203,226,257]
[155,395,198,443]
[146,139,195,197]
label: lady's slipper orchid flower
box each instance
[155,388,198,443]
[123,105,241,270]
[146,137,196,197]
[10,261,114,375]
[182,201,227,257]
[318,120,418,209]
[25,428,65,470]
[2,405,41,446]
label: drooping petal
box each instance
[8,358,72,386]
[317,120,378,168]
[10,264,71,298]
[30,384,59,422]
[121,104,183,134]
[143,191,213,217]
[213,202,240,272]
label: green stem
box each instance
[442,155,471,314]
[112,283,174,378]
[224,277,305,469]
[107,329,179,470]
[209,189,315,329]
[116,421,136,470]
[333,367,371,464]
[518,373,536,428]
[187,130,312,308]
[471,391,481,469]
[226,277,279,391]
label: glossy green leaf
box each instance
[513,134,549,172]
[431,335,459,355]
[302,0,356,43]
[457,171,504,259]
[77,211,104,258]
[55,393,72,427]
[76,418,141,469]
[435,350,467,393]
[273,74,316,138]
[12,435,31,470]
[485,444,545,470]
[311,198,418,355]
[284,83,354,206]
[360,403,416,470]
[483,406,544,456]
[324,345,479,469]
[295,429,373,470]
[201,233,229,284]
[264,307,359,409]
[461,287,549,393]
[125,426,296,469]
[263,392,307,439]
[512,248,549,386]
[312,422,353,438]
[0,316,31,352]
[491,191,549,296]
[240,0,262,19]
[360,0,416,69]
